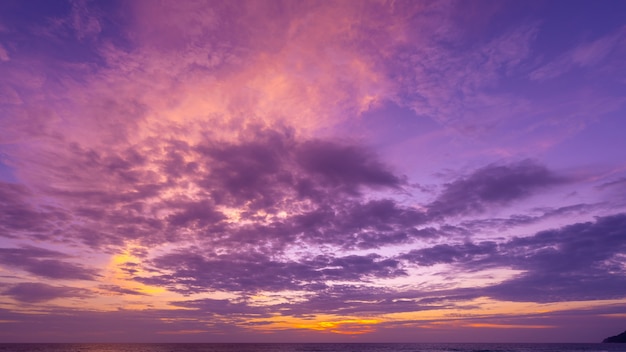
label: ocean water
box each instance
[0,344,625,352]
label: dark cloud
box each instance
[401,242,498,267]
[428,160,566,218]
[270,285,478,317]
[397,213,626,303]
[6,143,167,248]
[505,214,626,268]
[166,200,226,229]
[337,199,428,248]
[0,246,99,280]
[3,282,91,303]
[296,140,402,194]
[0,182,67,238]
[486,213,626,302]
[5,123,620,320]
[138,250,405,294]
[193,129,403,212]
[138,251,317,294]
[287,199,429,250]
[460,203,597,233]
[5,126,524,256]
[30,127,413,250]
[171,298,270,316]
[162,283,479,319]
[315,254,406,281]
[195,129,295,210]
[160,139,197,181]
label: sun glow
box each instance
[101,243,176,308]
[248,314,383,335]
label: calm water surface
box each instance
[0,344,625,352]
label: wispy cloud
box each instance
[530,27,626,81]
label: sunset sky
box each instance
[1,0,626,343]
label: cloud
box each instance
[3,282,91,303]
[504,213,626,272]
[139,250,405,295]
[428,160,566,218]
[3,119,419,252]
[98,284,149,296]
[597,177,626,191]
[195,129,403,208]
[0,182,66,238]
[69,0,102,40]
[171,298,270,316]
[389,16,539,132]
[166,200,226,229]
[396,213,626,303]
[486,213,626,302]
[460,203,598,233]
[0,1,625,341]
[271,284,478,317]
[0,246,99,280]
[401,242,498,267]
[304,203,428,249]
[530,27,626,81]
[0,43,9,61]
[296,140,402,194]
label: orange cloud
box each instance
[294,318,382,335]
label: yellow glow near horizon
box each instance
[382,296,626,324]
[90,242,190,311]
[240,296,626,335]
[105,245,166,296]
[246,314,382,335]
[303,319,381,335]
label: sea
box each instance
[0,344,625,352]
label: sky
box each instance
[0,0,626,344]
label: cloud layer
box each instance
[0,0,625,343]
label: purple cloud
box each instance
[289,199,428,250]
[530,27,626,81]
[401,242,498,267]
[166,200,226,229]
[428,160,566,218]
[296,140,403,194]
[171,298,270,316]
[486,213,626,302]
[138,250,405,295]
[193,129,403,211]
[597,177,626,191]
[397,213,626,303]
[459,203,598,233]
[3,282,91,303]
[0,246,99,280]
[1,0,626,342]
[0,182,67,238]
[0,127,421,254]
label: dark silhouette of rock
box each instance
[603,330,626,343]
